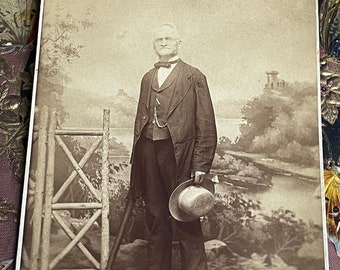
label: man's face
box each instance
[153,25,180,60]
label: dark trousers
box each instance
[137,137,208,270]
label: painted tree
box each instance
[36,4,93,123]
[235,82,319,166]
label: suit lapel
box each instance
[167,60,193,117]
[140,60,193,116]
[141,69,156,109]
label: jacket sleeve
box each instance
[191,71,217,173]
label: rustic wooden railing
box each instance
[27,107,111,270]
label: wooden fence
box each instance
[26,107,111,270]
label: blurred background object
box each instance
[0,1,39,269]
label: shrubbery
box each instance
[203,192,261,256]
[204,193,322,268]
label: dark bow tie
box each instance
[154,59,179,69]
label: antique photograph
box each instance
[16,1,325,269]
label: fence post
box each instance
[40,108,57,270]
[30,105,49,270]
[101,109,110,269]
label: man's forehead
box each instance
[153,25,177,38]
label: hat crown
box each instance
[178,185,215,218]
[169,178,215,222]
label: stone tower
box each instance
[265,71,285,90]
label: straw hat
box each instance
[169,178,215,222]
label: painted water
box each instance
[111,118,323,226]
[256,174,322,225]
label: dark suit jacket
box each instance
[129,59,217,198]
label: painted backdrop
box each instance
[17,1,325,270]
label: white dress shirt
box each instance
[157,55,179,87]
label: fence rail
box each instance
[27,108,112,270]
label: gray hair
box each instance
[153,22,181,41]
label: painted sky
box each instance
[41,0,318,104]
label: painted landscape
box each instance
[19,1,324,270]
[21,72,324,269]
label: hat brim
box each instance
[169,178,215,222]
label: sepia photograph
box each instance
[16,1,325,269]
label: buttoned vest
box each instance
[143,65,180,140]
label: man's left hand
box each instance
[193,171,206,184]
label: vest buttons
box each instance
[143,116,147,120]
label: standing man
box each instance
[129,22,217,270]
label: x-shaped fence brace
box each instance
[27,107,110,270]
